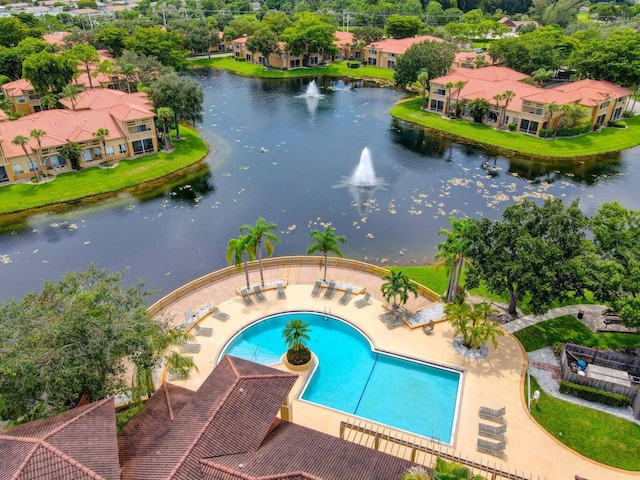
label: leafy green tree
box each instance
[226,234,255,289]
[117,50,170,90]
[124,26,188,71]
[281,13,337,65]
[68,43,100,89]
[385,14,423,39]
[584,203,640,328]
[0,17,30,47]
[12,134,39,181]
[149,72,204,140]
[22,50,75,96]
[425,1,445,26]
[307,225,347,281]
[431,456,487,480]
[435,217,473,303]
[0,266,189,423]
[223,14,261,41]
[466,198,588,315]
[95,26,129,56]
[60,141,82,169]
[262,10,293,35]
[353,26,384,45]
[246,27,281,68]
[393,40,456,88]
[467,97,489,123]
[381,270,418,309]
[241,217,280,286]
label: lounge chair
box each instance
[354,292,372,308]
[193,323,213,337]
[210,305,230,321]
[476,438,505,457]
[179,343,201,354]
[478,423,506,440]
[184,308,194,322]
[479,406,506,422]
[422,320,435,336]
[254,285,267,303]
[324,281,336,300]
[277,283,286,300]
[241,290,254,306]
[339,288,353,305]
[311,280,322,297]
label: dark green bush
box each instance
[539,124,591,138]
[234,57,246,62]
[608,119,626,128]
[347,61,360,69]
[552,341,564,357]
[559,381,631,407]
[622,110,634,118]
[508,123,516,131]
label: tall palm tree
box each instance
[500,90,515,127]
[40,94,58,110]
[435,217,473,303]
[29,129,48,175]
[156,107,174,151]
[241,217,280,286]
[380,270,418,309]
[445,81,456,116]
[417,71,429,109]
[544,101,562,138]
[282,318,310,352]
[92,127,110,164]
[12,134,39,181]
[226,234,255,289]
[452,80,466,117]
[60,141,83,170]
[307,226,347,282]
[60,84,82,110]
[492,93,502,127]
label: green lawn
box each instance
[387,265,449,296]
[515,315,640,351]
[390,97,640,159]
[526,376,640,470]
[0,127,208,216]
[191,57,395,82]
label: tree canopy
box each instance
[124,26,188,71]
[385,14,424,39]
[149,72,204,139]
[393,40,456,88]
[281,13,337,59]
[0,266,184,423]
[465,198,588,315]
[22,50,75,95]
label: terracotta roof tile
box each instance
[368,35,443,55]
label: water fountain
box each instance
[300,80,323,98]
[334,148,387,214]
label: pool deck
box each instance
[157,263,639,480]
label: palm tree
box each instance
[12,134,39,181]
[492,93,502,127]
[451,80,466,117]
[40,94,58,110]
[380,270,418,309]
[60,84,82,110]
[92,127,110,165]
[132,327,197,404]
[500,90,515,127]
[544,101,562,138]
[60,141,83,170]
[431,457,485,480]
[435,217,473,303]
[307,226,347,282]
[445,81,456,116]
[417,71,429,109]
[226,234,255,289]
[282,318,311,365]
[241,217,280,286]
[446,301,503,350]
[400,465,430,480]
[156,107,174,151]
[29,129,48,175]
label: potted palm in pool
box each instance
[282,318,312,370]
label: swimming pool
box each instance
[220,311,462,443]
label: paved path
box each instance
[503,304,607,333]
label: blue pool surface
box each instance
[221,312,461,443]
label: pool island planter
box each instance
[283,351,316,371]
[452,337,489,360]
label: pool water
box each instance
[221,312,461,443]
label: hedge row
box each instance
[539,124,591,138]
[608,119,627,128]
[559,381,631,407]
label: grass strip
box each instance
[191,57,395,82]
[526,376,640,470]
[515,315,640,351]
[0,127,208,215]
[390,97,640,160]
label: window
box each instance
[386,60,395,68]
[309,56,318,65]
[535,108,543,115]
[12,164,24,175]
[595,113,606,127]
[600,101,610,109]
[245,54,251,61]
[369,49,377,55]
[82,149,92,161]
[105,146,114,157]
[290,59,300,68]
[258,56,265,65]
[367,58,376,66]
[119,144,127,154]
[132,124,147,133]
[437,89,446,96]
[28,159,38,172]
[612,107,622,119]
[17,96,25,103]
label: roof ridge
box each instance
[8,437,41,478]
[43,397,113,440]
[199,459,325,480]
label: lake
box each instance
[1,69,639,303]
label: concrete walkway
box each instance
[503,304,608,333]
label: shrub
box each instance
[234,57,246,62]
[608,119,626,128]
[508,123,516,131]
[622,110,634,118]
[347,61,360,69]
[559,381,631,407]
[552,341,564,357]
[538,124,591,138]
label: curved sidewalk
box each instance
[503,304,608,333]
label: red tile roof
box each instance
[334,31,353,48]
[1,398,120,480]
[369,35,443,55]
[2,78,34,97]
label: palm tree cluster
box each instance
[435,217,474,303]
[445,301,504,350]
[381,270,418,309]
